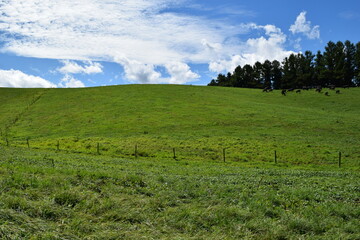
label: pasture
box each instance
[0,85,359,239]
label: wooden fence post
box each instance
[173,148,176,160]
[223,148,226,162]
[26,138,30,148]
[97,143,100,155]
[274,150,277,164]
[135,144,138,158]
[338,152,341,168]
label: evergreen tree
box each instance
[262,60,272,88]
[333,41,346,86]
[301,51,315,87]
[282,54,298,88]
[355,42,360,86]
[216,73,227,86]
[324,41,337,86]
[242,64,254,88]
[344,40,356,86]
[252,61,263,88]
[314,51,327,86]
[233,65,243,87]
[272,60,282,89]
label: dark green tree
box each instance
[233,65,243,87]
[355,42,360,86]
[324,41,337,86]
[252,61,263,88]
[282,54,298,88]
[242,64,254,88]
[271,60,282,89]
[262,60,272,88]
[344,40,356,86]
[314,51,327,86]
[301,51,315,87]
[334,41,346,86]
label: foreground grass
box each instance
[0,146,359,239]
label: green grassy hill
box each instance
[1,85,360,168]
[1,85,359,239]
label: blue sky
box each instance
[0,0,359,88]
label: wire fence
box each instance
[0,136,354,168]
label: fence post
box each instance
[6,138,9,147]
[52,158,55,168]
[26,138,30,148]
[135,144,138,158]
[56,140,60,151]
[274,150,277,164]
[173,148,177,160]
[97,143,100,155]
[338,152,341,168]
[223,148,226,162]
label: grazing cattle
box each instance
[263,87,273,93]
[281,89,287,96]
[296,89,301,93]
[324,92,329,96]
[316,87,322,93]
[336,90,341,94]
[329,85,336,90]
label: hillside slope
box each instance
[1,85,359,167]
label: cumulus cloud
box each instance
[115,56,162,84]
[0,0,300,83]
[209,24,294,73]
[0,0,227,65]
[289,11,320,39]
[58,75,85,88]
[58,60,103,75]
[0,69,57,88]
[165,62,199,84]
[115,56,199,84]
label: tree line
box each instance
[208,40,360,89]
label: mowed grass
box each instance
[0,146,359,239]
[1,85,360,167]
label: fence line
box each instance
[0,137,349,167]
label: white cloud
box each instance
[0,69,57,88]
[0,0,227,65]
[289,11,320,39]
[165,62,200,84]
[115,56,162,84]
[209,24,294,73]
[115,56,199,84]
[209,55,244,73]
[0,1,300,82]
[58,75,85,88]
[58,60,103,74]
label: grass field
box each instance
[1,146,359,239]
[0,85,359,239]
[1,85,360,168]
